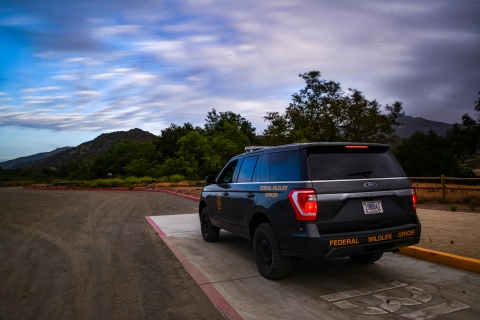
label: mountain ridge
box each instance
[36,128,158,169]
[0,147,72,169]
[394,115,455,138]
[2,128,158,170]
[1,117,457,170]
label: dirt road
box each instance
[416,209,480,260]
[0,188,223,320]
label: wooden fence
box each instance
[409,175,480,202]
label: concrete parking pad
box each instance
[147,213,480,320]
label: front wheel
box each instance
[253,223,292,280]
[200,207,220,242]
[349,252,383,264]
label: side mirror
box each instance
[205,175,216,185]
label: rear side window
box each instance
[237,156,259,183]
[309,147,405,180]
[269,150,301,182]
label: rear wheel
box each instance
[253,223,292,279]
[200,207,220,242]
[349,252,383,264]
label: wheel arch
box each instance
[249,212,270,240]
[199,200,207,219]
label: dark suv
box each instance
[199,143,420,279]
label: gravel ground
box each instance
[416,209,480,260]
[1,187,478,320]
[0,187,223,320]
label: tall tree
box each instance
[205,109,257,144]
[156,123,196,160]
[447,90,480,159]
[393,131,464,177]
[394,90,480,178]
[91,140,159,178]
[263,71,404,145]
[475,90,480,115]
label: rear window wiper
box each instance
[346,170,372,177]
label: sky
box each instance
[1,0,479,162]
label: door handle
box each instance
[246,192,255,198]
[223,192,230,196]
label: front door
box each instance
[229,155,260,234]
[209,159,239,224]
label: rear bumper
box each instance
[281,223,421,259]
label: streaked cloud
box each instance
[22,87,61,93]
[0,0,479,161]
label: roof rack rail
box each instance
[245,146,271,152]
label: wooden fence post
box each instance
[441,174,446,202]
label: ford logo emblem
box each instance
[364,182,377,188]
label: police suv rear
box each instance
[199,143,421,279]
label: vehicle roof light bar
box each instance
[245,146,272,152]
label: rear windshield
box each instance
[308,146,406,180]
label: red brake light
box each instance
[288,189,318,221]
[346,145,369,149]
[411,183,417,211]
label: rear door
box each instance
[307,145,415,233]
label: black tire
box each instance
[253,223,292,280]
[349,252,383,264]
[200,207,220,242]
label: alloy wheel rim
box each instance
[260,237,272,266]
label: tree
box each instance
[445,90,480,161]
[124,159,151,177]
[91,140,159,178]
[157,110,255,179]
[475,90,480,115]
[393,131,464,177]
[205,109,257,144]
[156,123,196,160]
[263,71,404,145]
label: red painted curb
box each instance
[22,187,201,202]
[145,216,243,320]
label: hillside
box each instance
[394,115,455,138]
[0,116,459,171]
[33,128,158,169]
[0,147,72,169]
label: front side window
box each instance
[217,160,238,183]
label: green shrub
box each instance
[169,174,185,182]
[90,179,110,188]
[125,177,141,185]
[158,176,169,182]
[139,176,153,184]
[110,178,123,188]
[449,204,458,212]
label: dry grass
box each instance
[154,181,194,188]
[413,182,480,204]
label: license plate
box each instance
[362,201,383,214]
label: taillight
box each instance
[411,183,417,211]
[288,189,318,221]
[345,145,368,149]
